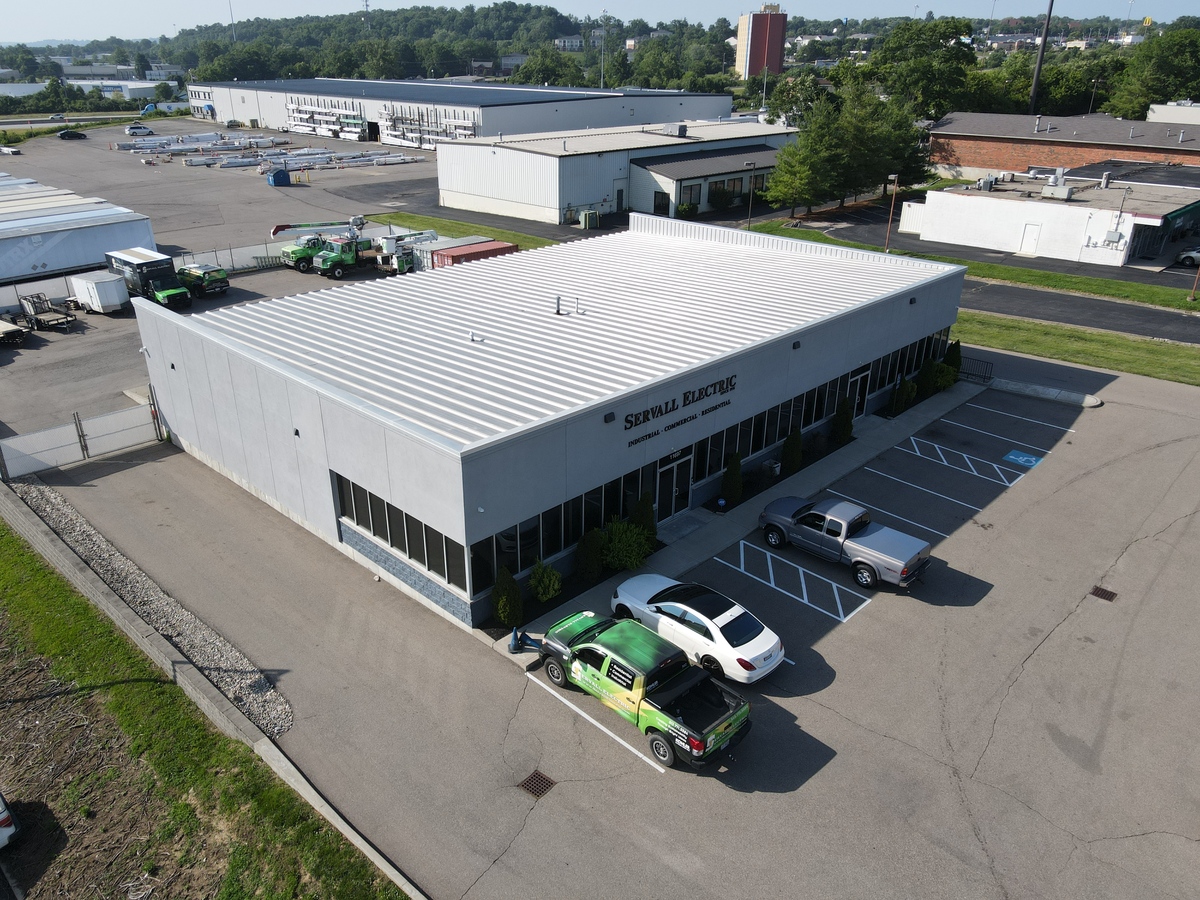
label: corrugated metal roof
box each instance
[463,120,792,157]
[192,215,961,453]
[634,145,781,180]
[194,77,718,109]
[0,175,150,242]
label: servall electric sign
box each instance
[624,375,738,448]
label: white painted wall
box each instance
[918,190,1133,266]
[1147,104,1200,127]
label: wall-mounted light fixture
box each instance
[792,340,802,350]
[293,428,300,437]
[603,412,616,423]
[909,296,917,305]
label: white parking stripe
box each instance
[863,467,983,510]
[716,543,875,622]
[898,438,1025,486]
[526,673,666,773]
[940,418,1054,454]
[965,403,1076,432]
[826,490,949,538]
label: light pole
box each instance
[883,174,899,252]
[1124,0,1134,37]
[1088,77,1105,114]
[600,9,607,89]
[745,161,757,228]
[1188,261,1200,302]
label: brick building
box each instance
[735,4,788,79]
[930,111,1200,179]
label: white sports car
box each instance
[611,574,785,684]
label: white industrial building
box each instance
[437,120,791,223]
[132,215,964,629]
[0,174,156,293]
[899,161,1200,266]
[187,78,732,149]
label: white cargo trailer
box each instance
[69,271,130,313]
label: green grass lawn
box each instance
[370,212,557,251]
[0,522,408,899]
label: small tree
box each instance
[576,528,608,582]
[493,566,523,627]
[720,452,744,507]
[675,202,698,220]
[888,377,917,416]
[604,519,654,571]
[630,491,657,543]
[934,361,958,392]
[943,339,962,375]
[831,394,855,446]
[530,558,562,605]
[780,429,804,476]
[914,357,939,402]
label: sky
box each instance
[5,0,1191,46]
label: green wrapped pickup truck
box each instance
[540,611,752,769]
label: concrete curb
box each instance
[0,482,426,900]
[990,378,1103,408]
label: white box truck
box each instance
[69,271,130,314]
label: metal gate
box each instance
[0,387,163,480]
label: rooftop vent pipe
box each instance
[1034,115,1042,133]
[1130,127,1135,139]
[1182,129,1187,144]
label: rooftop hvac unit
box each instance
[1100,172,1112,189]
[1105,230,1123,244]
[661,123,687,137]
[1041,185,1074,200]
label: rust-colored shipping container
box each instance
[431,240,518,268]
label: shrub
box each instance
[720,452,744,507]
[604,519,654,571]
[943,339,962,374]
[934,361,958,392]
[707,185,733,212]
[575,528,608,582]
[888,377,917,416]
[914,358,939,402]
[831,395,854,446]
[493,566,522,627]
[676,202,698,220]
[630,491,657,543]
[529,558,562,605]
[780,429,804,476]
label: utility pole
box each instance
[600,9,606,89]
[1028,0,1055,114]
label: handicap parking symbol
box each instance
[1004,449,1042,467]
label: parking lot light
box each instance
[884,174,899,253]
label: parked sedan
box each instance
[0,790,20,849]
[57,129,86,140]
[1176,246,1200,267]
[612,574,784,684]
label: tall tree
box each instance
[1105,28,1200,119]
[867,17,975,119]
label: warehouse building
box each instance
[187,78,732,149]
[0,173,155,293]
[132,215,964,629]
[437,120,791,223]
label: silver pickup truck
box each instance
[758,496,932,589]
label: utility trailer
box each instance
[18,293,76,332]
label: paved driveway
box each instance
[36,355,1200,900]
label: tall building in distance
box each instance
[735,4,787,80]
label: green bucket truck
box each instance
[272,216,366,274]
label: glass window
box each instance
[405,514,426,567]
[813,385,827,423]
[729,177,744,199]
[692,438,708,480]
[518,516,540,572]
[681,183,701,205]
[470,538,495,593]
[583,487,603,533]
[738,418,753,457]
[603,478,621,523]
[564,496,584,547]
[707,432,724,477]
[869,356,884,394]
[641,463,657,499]
[387,505,406,553]
[542,505,563,558]
[335,474,354,518]
[836,373,849,403]
[751,412,767,455]
[351,483,369,529]
[369,494,388,541]
[621,469,641,519]
[766,405,780,446]
[425,524,447,578]
[495,525,518,574]
[886,350,899,385]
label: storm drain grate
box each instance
[519,770,556,798]
[1090,585,1117,602]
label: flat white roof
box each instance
[193,216,961,452]
[458,120,793,157]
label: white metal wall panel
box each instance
[257,368,306,517]
[179,328,222,457]
[898,201,925,234]
[0,424,82,478]
[202,342,247,479]
[437,189,560,224]
[80,406,156,458]
[437,144,558,207]
[286,381,331,528]
[230,356,276,499]
[484,95,731,135]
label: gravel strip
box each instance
[10,476,294,737]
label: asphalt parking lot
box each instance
[4,126,1200,898]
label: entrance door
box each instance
[849,368,870,417]
[1019,224,1041,255]
[656,451,693,522]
